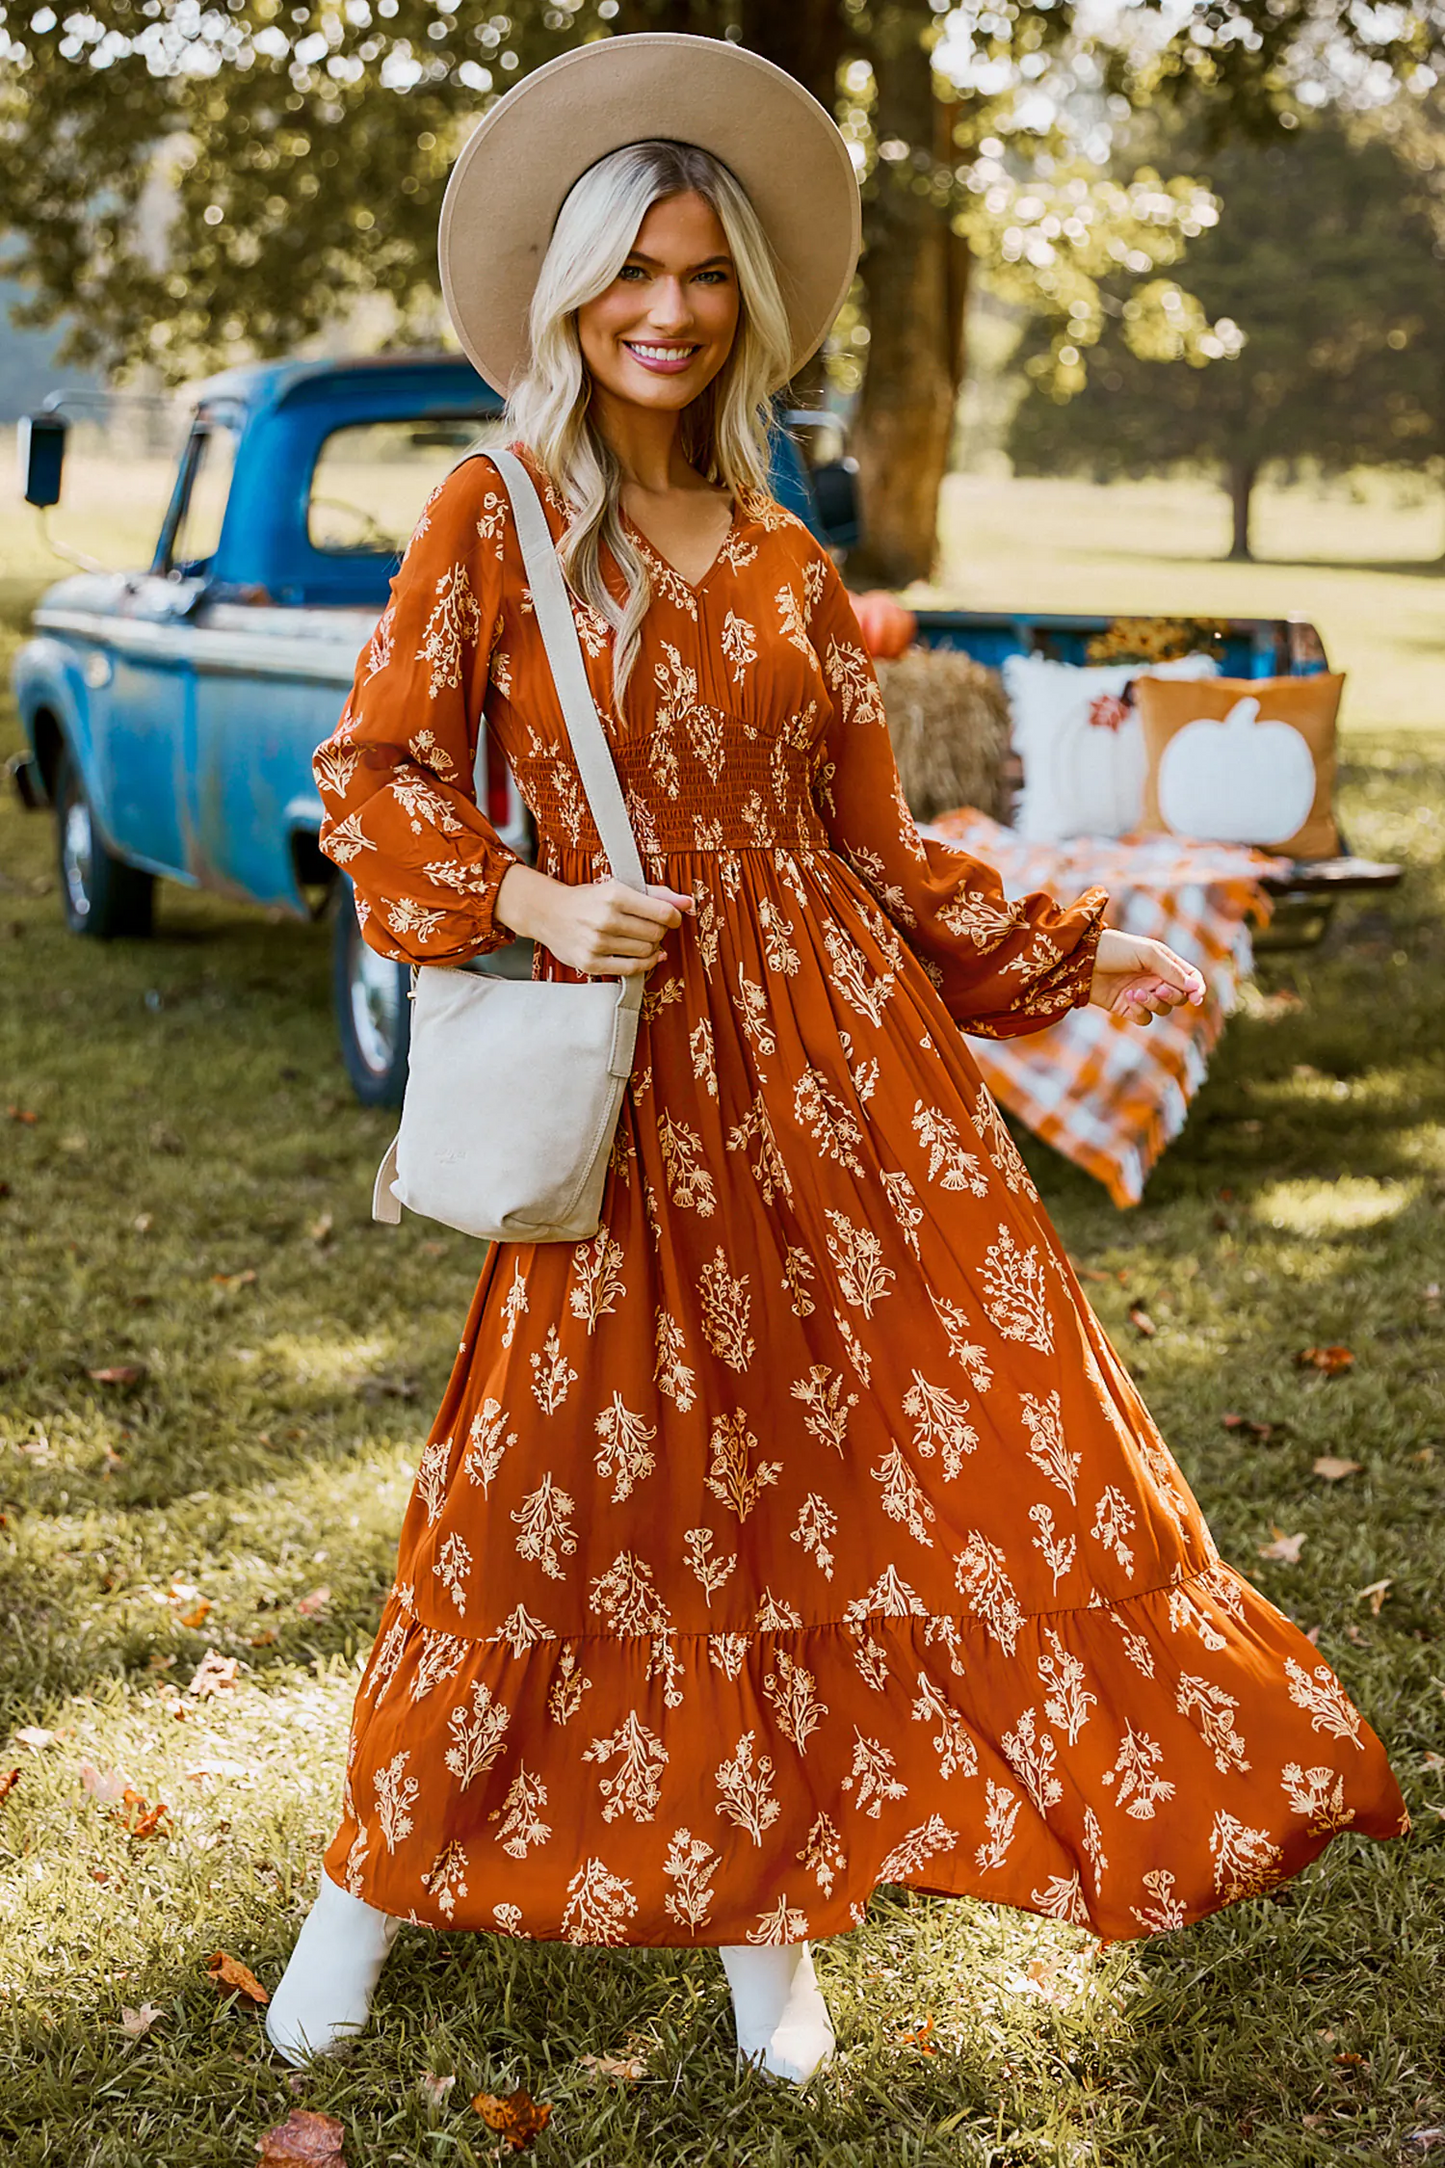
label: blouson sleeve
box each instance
[806,549,1108,1041]
[313,454,523,967]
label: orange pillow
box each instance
[1135,673,1343,861]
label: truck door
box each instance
[106,419,238,878]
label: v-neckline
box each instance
[619,492,742,597]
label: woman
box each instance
[268,34,1406,2087]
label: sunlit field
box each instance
[1,457,1442,2166]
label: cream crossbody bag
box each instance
[371,446,646,1244]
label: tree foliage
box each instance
[1007,110,1445,558]
[3,0,1440,380]
[2,0,1443,578]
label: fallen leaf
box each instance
[1295,1345,1355,1374]
[120,2002,165,2039]
[1128,1304,1156,1338]
[254,2109,345,2165]
[188,1651,240,1698]
[81,1762,134,1806]
[133,1212,154,1233]
[1408,2128,1445,2150]
[1354,1577,1392,1616]
[1258,1527,1307,1564]
[247,1628,278,1648]
[124,1795,171,1840]
[1415,1447,1436,1467]
[576,2051,646,2083]
[1333,2050,1366,2067]
[1422,1751,1445,1774]
[471,2087,552,2149]
[207,1948,270,2005]
[417,2072,456,2110]
[87,1365,144,1386]
[1313,1455,1362,1482]
[14,1726,58,1751]
[897,2013,938,2052]
[6,1106,38,1124]
[0,1767,20,1801]
[178,1600,212,1630]
[212,1268,258,1290]
[308,1213,334,1247]
[296,1586,331,1618]
[1223,1412,1282,1439]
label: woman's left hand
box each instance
[1088,930,1206,1026]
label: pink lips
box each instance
[623,342,700,376]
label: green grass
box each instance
[1,474,1443,2166]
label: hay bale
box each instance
[876,646,1013,826]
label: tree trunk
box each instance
[846,13,970,588]
[1227,457,1257,561]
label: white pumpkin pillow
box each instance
[1135,673,1343,860]
[1002,651,1219,843]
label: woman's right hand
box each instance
[495,863,695,977]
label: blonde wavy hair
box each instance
[500,139,794,716]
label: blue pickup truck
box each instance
[11,351,1371,1107]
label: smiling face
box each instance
[575,189,740,419]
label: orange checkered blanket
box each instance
[920,808,1289,1207]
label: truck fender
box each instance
[12,635,106,833]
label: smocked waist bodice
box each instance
[508,722,830,859]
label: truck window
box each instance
[307,417,507,557]
[168,424,239,575]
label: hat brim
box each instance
[438,33,862,397]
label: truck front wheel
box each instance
[331,877,411,1107]
[54,744,155,938]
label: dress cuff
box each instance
[470,846,525,956]
[1037,885,1110,1025]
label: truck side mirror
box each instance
[811,456,859,552]
[19,414,67,508]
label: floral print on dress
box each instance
[310,443,1408,1949]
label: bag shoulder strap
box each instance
[482,446,648,897]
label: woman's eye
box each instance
[618,264,647,281]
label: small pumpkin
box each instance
[848,589,917,661]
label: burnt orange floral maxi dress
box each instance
[312,445,1405,1950]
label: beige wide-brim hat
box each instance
[438,32,862,396]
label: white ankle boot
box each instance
[265,1869,402,2066]
[720,1940,836,2084]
